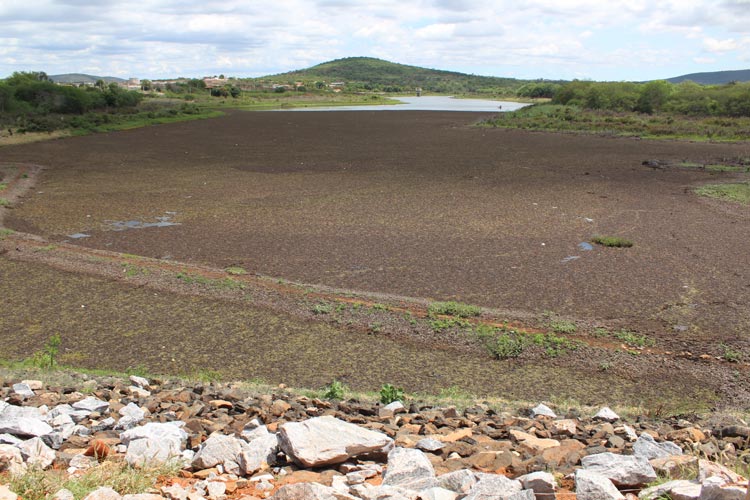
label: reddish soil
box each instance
[2,110,750,409]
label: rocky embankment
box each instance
[0,374,748,500]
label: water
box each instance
[67,233,90,239]
[106,215,180,231]
[281,95,529,113]
[578,242,594,251]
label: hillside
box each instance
[667,68,750,84]
[49,73,126,85]
[258,56,541,93]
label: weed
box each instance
[485,332,527,359]
[0,228,14,240]
[335,303,346,313]
[225,266,247,275]
[369,322,383,333]
[591,235,634,248]
[430,317,471,331]
[33,244,57,252]
[694,182,750,205]
[22,173,28,179]
[0,198,10,206]
[26,334,61,370]
[593,327,609,337]
[380,383,405,405]
[614,330,654,348]
[123,264,149,278]
[550,320,577,334]
[193,369,222,383]
[371,303,388,311]
[428,301,482,318]
[323,379,346,400]
[351,302,362,311]
[311,302,333,315]
[599,361,612,371]
[0,182,7,190]
[720,344,741,363]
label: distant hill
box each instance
[667,69,750,85]
[258,57,540,93]
[49,73,126,85]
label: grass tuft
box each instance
[428,301,482,318]
[591,235,634,248]
[694,182,750,205]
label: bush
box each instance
[323,380,346,400]
[380,384,404,404]
[428,301,481,318]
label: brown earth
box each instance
[1,110,750,409]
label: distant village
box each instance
[59,76,349,93]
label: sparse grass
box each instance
[33,244,58,252]
[371,303,388,311]
[430,317,471,331]
[123,264,149,278]
[225,266,247,275]
[720,344,742,363]
[174,271,244,290]
[0,198,10,206]
[311,302,333,315]
[591,235,634,248]
[192,369,223,383]
[694,182,750,205]
[0,182,7,190]
[10,459,182,500]
[428,301,482,318]
[614,330,655,348]
[0,228,14,240]
[550,320,577,334]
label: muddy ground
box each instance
[1,110,750,410]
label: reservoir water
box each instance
[284,95,529,112]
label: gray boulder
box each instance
[17,436,56,469]
[518,471,557,497]
[419,487,459,500]
[0,414,52,437]
[382,447,437,491]
[72,397,110,413]
[192,433,243,474]
[699,477,748,500]
[464,473,523,500]
[0,444,27,476]
[416,438,445,453]
[438,469,477,495]
[530,404,557,418]
[633,433,682,459]
[81,487,122,500]
[120,422,187,467]
[239,432,279,475]
[581,452,657,487]
[638,479,701,500]
[12,383,35,398]
[575,469,625,500]
[270,482,357,499]
[278,416,393,468]
[594,407,620,422]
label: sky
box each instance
[1,0,750,82]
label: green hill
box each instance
[49,73,126,85]
[667,69,750,85]
[258,57,542,94]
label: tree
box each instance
[636,80,673,114]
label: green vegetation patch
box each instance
[428,301,482,318]
[591,235,634,248]
[0,228,14,239]
[694,182,750,205]
[225,266,248,275]
[0,198,10,206]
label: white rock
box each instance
[82,487,122,500]
[416,438,445,453]
[128,375,150,388]
[128,386,151,399]
[0,444,27,476]
[21,380,43,390]
[68,454,97,471]
[278,416,393,468]
[382,447,437,491]
[241,423,270,442]
[51,488,75,500]
[638,479,701,500]
[581,452,657,486]
[621,425,639,442]
[507,491,536,500]
[633,433,682,460]
[576,469,625,500]
[518,471,557,497]
[12,383,35,398]
[531,404,557,418]
[418,487,458,500]
[119,403,146,421]
[161,484,189,500]
[464,473,523,500]
[122,423,186,468]
[699,476,748,500]
[205,481,226,499]
[72,397,109,413]
[192,434,243,474]
[122,495,165,500]
[269,482,358,499]
[594,407,620,422]
[437,469,477,495]
[0,434,22,446]
[16,436,56,469]
[239,432,279,475]
[698,459,746,484]
[0,412,53,437]
[0,484,18,500]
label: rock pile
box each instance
[0,375,748,500]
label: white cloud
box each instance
[703,37,739,52]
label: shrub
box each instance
[591,235,634,248]
[428,301,481,318]
[323,380,345,400]
[380,384,404,405]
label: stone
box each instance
[509,430,560,455]
[518,471,557,497]
[550,419,577,436]
[51,489,75,500]
[0,410,53,437]
[416,438,445,453]
[530,404,556,419]
[382,447,437,490]
[575,469,625,500]
[278,416,393,468]
[21,380,44,390]
[82,487,122,500]
[72,397,110,413]
[192,434,243,474]
[581,452,657,487]
[17,436,56,469]
[239,432,279,475]
[463,473,523,500]
[0,485,17,500]
[206,481,226,499]
[437,469,477,494]
[270,482,357,499]
[122,495,165,500]
[506,491,535,500]
[594,407,620,423]
[121,422,187,467]
[0,434,22,446]
[129,375,150,388]
[162,484,189,500]
[418,487,458,500]
[649,454,698,478]
[0,444,27,476]
[621,425,638,442]
[638,479,701,500]
[699,476,748,500]
[633,433,682,460]
[698,459,746,484]
[12,383,35,398]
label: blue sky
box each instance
[1,0,749,81]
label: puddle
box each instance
[67,233,90,239]
[561,256,581,263]
[578,242,594,251]
[105,213,180,231]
